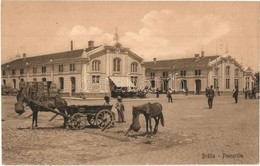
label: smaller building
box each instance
[144,52,256,94]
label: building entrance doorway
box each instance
[71,77,76,94]
[195,79,201,94]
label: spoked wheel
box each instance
[87,114,96,126]
[69,113,87,130]
[96,109,113,128]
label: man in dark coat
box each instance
[207,85,215,109]
[233,86,239,103]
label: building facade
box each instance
[144,52,256,94]
[1,40,145,97]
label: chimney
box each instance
[153,58,157,64]
[23,53,26,58]
[201,51,204,57]
[195,54,200,58]
[71,40,73,51]
[88,40,94,48]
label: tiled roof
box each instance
[144,55,219,69]
[2,47,99,68]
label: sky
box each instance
[1,1,259,72]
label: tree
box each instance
[254,72,260,92]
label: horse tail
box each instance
[160,112,164,127]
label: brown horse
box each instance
[16,85,68,129]
[125,102,164,136]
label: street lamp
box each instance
[25,62,29,82]
[50,59,54,82]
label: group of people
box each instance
[206,85,240,109]
[103,95,126,123]
[244,87,258,99]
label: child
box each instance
[115,96,125,123]
[103,96,110,105]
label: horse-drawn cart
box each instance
[16,93,114,130]
[66,105,114,130]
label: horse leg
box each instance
[32,111,35,129]
[145,117,149,135]
[153,117,159,134]
[149,118,153,135]
[59,109,67,128]
[35,110,38,128]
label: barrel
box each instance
[15,102,25,115]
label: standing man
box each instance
[19,79,26,92]
[233,86,239,103]
[207,85,215,109]
[167,88,173,103]
[115,96,125,123]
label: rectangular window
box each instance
[150,72,155,78]
[181,70,186,76]
[163,71,168,78]
[42,66,46,74]
[33,67,37,74]
[58,65,63,72]
[20,69,24,75]
[92,75,100,83]
[2,70,6,75]
[195,70,201,76]
[70,63,75,72]
[12,69,16,75]
[226,79,230,89]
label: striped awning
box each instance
[109,76,136,87]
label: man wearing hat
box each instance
[115,96,125,123]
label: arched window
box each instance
[3,79,6,85]
[59,77,64,90]
[214,67,219,76]
[92,60,101,71]
[113,58,121,72]
[131,62,138,73]
[225,66,230,76]
[235,68,239,77]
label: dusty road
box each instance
[1,94,259,164]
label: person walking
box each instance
[207,85,215,109]
[167,88,173,103]
[233,86,239,103]
[244,87,248,99]
[115,96,125,123]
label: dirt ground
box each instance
[1,94,259,164]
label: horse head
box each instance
[15,87,30,115]
[125,106,142,136]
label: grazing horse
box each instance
[125,102,164,136]
[16,85,68,129]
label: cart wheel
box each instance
[69,113,87,130]
[87,114,96,126]
[96,109,113,128]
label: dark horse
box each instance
[16,85,68,129]
[125,102,164,136]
